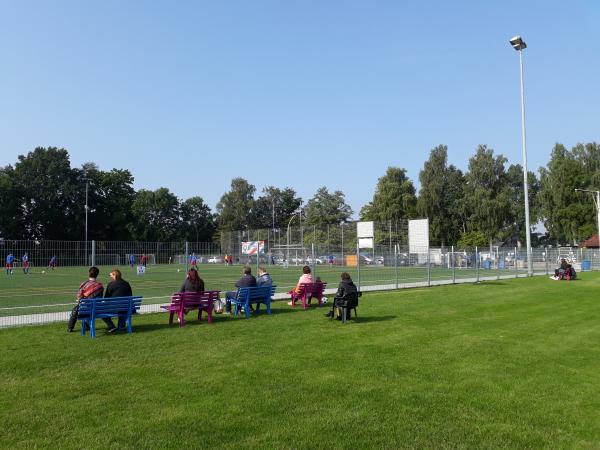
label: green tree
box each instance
[304,187,352,226]
[216,178,256,231]
[128,188,182,241]
[457,231,487,248]
[538,143,594,244]
[417,145,465,246]
[360,167,417,222]
[11,147,81,239]
[462,145,510,244]
[180,196,216,242]
[250,186,302,229]
[0,165,19,238]
[79,164,136,241]
[500,163,540,244]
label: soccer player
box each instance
[22,253,30,274]
[140,254,147,267]
[190,253,198,268]
[129,254,135,268]
[6,253,14,275]
[48,255,57,270]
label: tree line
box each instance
[0,144,598,246]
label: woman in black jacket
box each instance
[326,272,358,319]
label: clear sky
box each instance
[0,0,598,217]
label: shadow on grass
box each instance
[335,315,396,324]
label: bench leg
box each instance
[127,314,133,333]
[245,302,250,319]
[90,320,96,338]
[207,307,213,324]
[178,310,185,327]
[81,319,87,336]
[266,300,271,315]
[342,308,347,324]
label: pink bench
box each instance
[289,282,327,310]
[160,291,220,327]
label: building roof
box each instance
[581,234,599,248]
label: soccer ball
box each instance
[322,297,328,304]
[177,268,181,273]
[41,270,46,274]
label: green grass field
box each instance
[0,262,529,316]
[2,274,600,449]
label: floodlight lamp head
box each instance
[509,35,527,51]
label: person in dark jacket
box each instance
[224,266,256,314]
[180,268,205,293]
[257,266,273,286]
[325,272,358,319]
[104,269,134,331]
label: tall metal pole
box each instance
[596,191,600,252]
[518,47,533,277]
[85,180,89,243]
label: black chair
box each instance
[330,292,361,323]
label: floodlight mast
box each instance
[509,35,533,276]
[574,188,600,248]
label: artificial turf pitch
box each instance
[0,262,518,316]
[1,274,600,449]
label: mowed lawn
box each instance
[2,275,600,449]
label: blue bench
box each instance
[78,296,143,338]
[232,286,276,318]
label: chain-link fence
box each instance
[1,224,598,328]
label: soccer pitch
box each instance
[2,274,600,449]
[0,263,498,316]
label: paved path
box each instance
[0,272,536,329]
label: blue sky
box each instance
[0,0,598,217]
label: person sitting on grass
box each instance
[325,272,358,320]
[67,266,112,333]
[224,266,256,314]
[553,258,570,280]
[288,265,313,306]
[104,269,133,332]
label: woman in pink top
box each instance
[288,265,313,305]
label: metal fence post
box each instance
[311,243,316,278]
[185,241,189,271]
[427,247,431,287]
[452,245,456,284]
[545,246,549,275]
[395,244,399,289]
[356,241,361,292]
[341,223,344,266]
[497,249,500,280]
[475,246,479,282]
[91,240,96,267]
[515,246,518,278]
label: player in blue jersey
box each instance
[22,253,30,274]
[48,255,57,270]
[129,253,135,268]
[6,253,14,275]
[190,253,198,269]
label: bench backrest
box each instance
[170,291,220,306]
[236,285,276,302]
[79,296,143,315]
